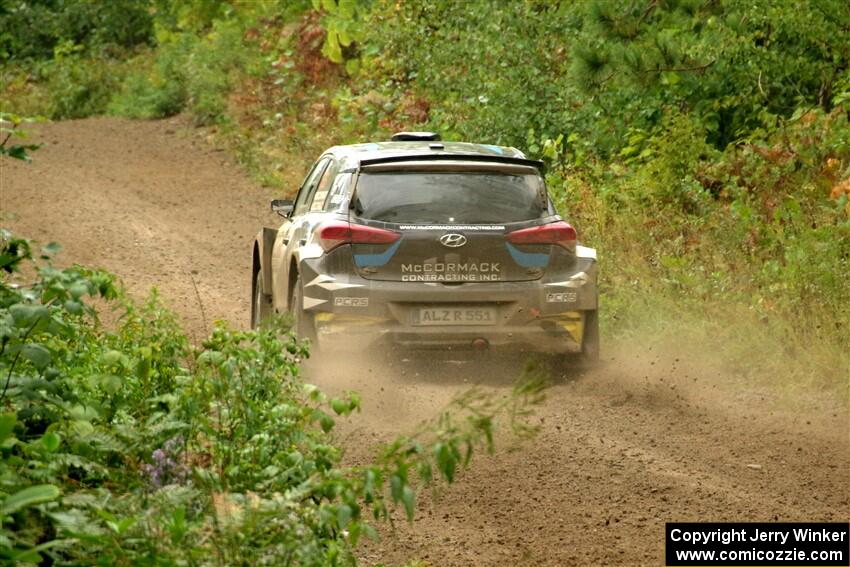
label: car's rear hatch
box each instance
[347,160,564,283]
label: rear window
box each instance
[352,171,548,224]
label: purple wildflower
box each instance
[142,435,188,488]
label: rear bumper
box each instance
[299,253,598,354]
[314,311,587,353]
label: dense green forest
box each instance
[1,0,849,564]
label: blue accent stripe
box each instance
[354,239,402,267]
[505,242,550,268]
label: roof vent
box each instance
[391,131,441,142]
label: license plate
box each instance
[413,307,496,326]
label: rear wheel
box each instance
[577,309,600,367]
[251,267,272,329]
[289,274,316,343]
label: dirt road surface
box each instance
[2,118,847,566]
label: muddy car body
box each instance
[252,133,599,363]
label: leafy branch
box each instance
[0,113,42,162]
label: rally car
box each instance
[251,132,599,365]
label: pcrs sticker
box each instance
[334,297,369,307]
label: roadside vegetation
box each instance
[1,0,848,562]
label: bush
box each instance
[108,44,189,119]
[109,16,257,124]
[42,55,125,119]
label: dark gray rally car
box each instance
[251,132,599,364]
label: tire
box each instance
[577,309,600,367]
[289,274,316,342]
[251,267,272,329]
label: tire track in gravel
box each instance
[2,118,847,566]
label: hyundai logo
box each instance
[439,233,467,248]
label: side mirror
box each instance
[271,199,294,217]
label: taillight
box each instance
[316,221,400,252]
[505,221,577,251]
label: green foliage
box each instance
[0,232,126,562]
[571,0,850,149]
[628,110,720,212]
[149,0,233,34]
[0,113,41,161]
[0,231,545,564]
[107,42,191,119]
[0,0,155,62]
[1,54,126,120]
[109,13,258,124]
[357,0,849,152]
[312,0,366,65]
[355,0,576,145]
[0,1,272,122]
[43,54,126,119]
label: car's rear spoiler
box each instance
[356,153,545,172]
